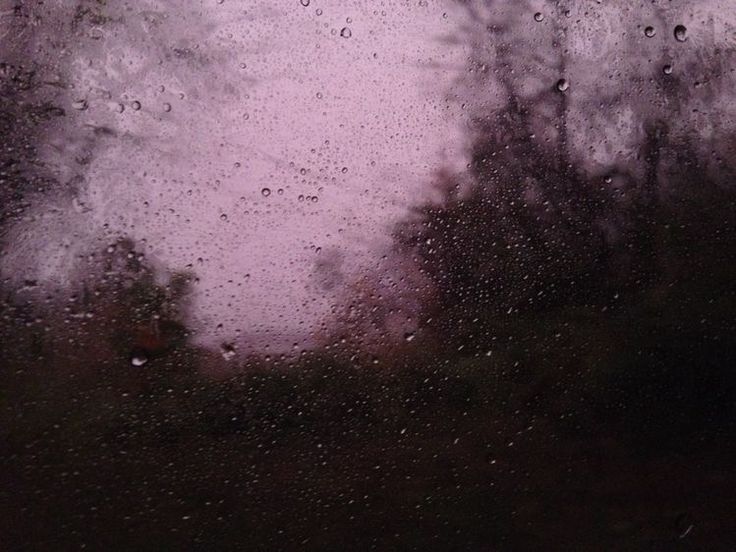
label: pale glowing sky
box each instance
[3,0,471,352]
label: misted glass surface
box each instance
[1,1,735,550]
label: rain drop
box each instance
[130,352,148,367]
[674,25,687,42]
[663,64,673,75]
[220,344,236,361]
[300,0,310,5]
[644,26,656,37]
[556,78,569,92]
[131,100,141,111]
[534,12,544,22]
[340,27,352,38]
[261,188,272,197]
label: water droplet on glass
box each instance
[674,25,687,42]
[220,213,228,221]
[675,512,695,539]
[221,344,236,361]
[163,102,172,112]
[131,100,141,111]
[556,78,569,92]
[533,12,544,22]
[131,352,148,367]
[340,27,352,38]
[72,99,88,111]
[644,26,655,37]
[261,188,271,197]
[663,64,673,75]
[315,8,322,16]
[300,0,310,6]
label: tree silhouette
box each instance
[395,0,736,346]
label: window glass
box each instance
[2,1,735,549]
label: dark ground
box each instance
[2,250,735,551]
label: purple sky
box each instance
[4,0,470,354]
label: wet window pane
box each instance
[2,1,735,549]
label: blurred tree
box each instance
[396,0,736,345]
